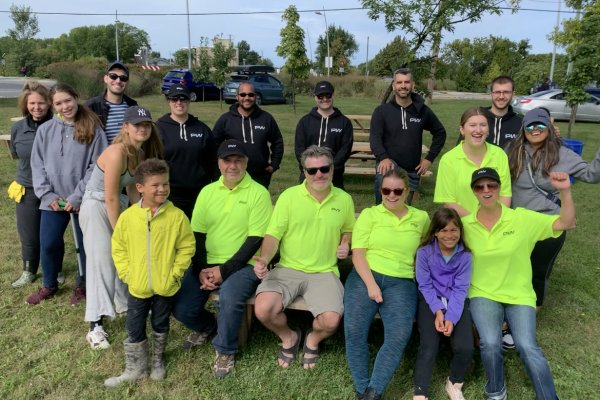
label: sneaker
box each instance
[57,272,65,285]
[212,352,235,378]
[86,325,110,350]
[183,330,212,350]
[445,378,465,400]
[26,286,58,305]
[12,271,36,288]
[69,287,86,306]
[502,327,515,350]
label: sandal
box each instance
[300,329,320,368]
[276,328,301,368]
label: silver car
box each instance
[512,89,600,122]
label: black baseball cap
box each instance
[107,61,129,75]
[217,139,248,158]
[471,168,501,188]
[123,106,153,124]
[167,84,191,100]
[314,81,334,96]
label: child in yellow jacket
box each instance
[105,158,195,387]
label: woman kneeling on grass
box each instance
[80,106,163,350]
[413,208,473,400]
[465,167,575,400]
[344,167,430,400]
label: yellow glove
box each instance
[7,180,25,203]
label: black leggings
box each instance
[531,231,567,307]
[16,187,41,272]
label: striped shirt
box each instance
[104,101,129,143]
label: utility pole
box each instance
[186,0,192,69]
[115,10,120,61]
[365,36,369,77]
[315,8,330,76]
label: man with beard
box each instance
[484,76,523,149]
[86,62,138,144]
[370,67,446,204]
[213,82,284,189]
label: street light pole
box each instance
[315,8,330,76]
[115,10,120,61]
[186,0,192,69]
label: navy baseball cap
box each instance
[217,139,248,158]
[471,167,501,188]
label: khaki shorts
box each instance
[256,265,344,317]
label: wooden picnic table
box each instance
[346,114,371,139]
[0,134,13,159]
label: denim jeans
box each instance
[344,269,417,395]
[40,210,86,288]
[172,265,259,354]
[126,293,172,343]
[470,297,558,400]
[374,162,420,205]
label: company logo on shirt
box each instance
[409,117,422,123]
[331,207,341,212]
[506,133,518,139]
[254,125,266,130]
[190,133,204,138]
[503,230,515,236]
[330,128,342,133]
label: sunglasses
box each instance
[473,182,500,193]
[317,93,332,100]
[238,92,255,98]
[305,165,332,175]
[168,97,189,103]
[524,124,547,133]
[381,187,405,196]
[107,72,129,82]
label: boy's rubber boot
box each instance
[104,339,148,387]
[150,331,168,380]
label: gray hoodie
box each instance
[31,115,107,210]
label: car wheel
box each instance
[189,91,198,102]
[255,93,262,106]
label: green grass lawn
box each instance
[0,94,599,399]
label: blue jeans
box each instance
[374,163,420,205]
[172,265,259,354]
[40,210,86,288]
[470,297,558,400]
[344,269,417,395]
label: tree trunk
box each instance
[567,105,577,138]
[426,28,442,106]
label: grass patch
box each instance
[1,94,599,399]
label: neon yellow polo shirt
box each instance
[462,205,560,307]
[434,142,511,214]
[352,204,429,278]
[191,173,272,265]
[267,181,355,274]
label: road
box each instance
[0,77,55,98]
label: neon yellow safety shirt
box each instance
[267,181,355,274]
[352,204,430,278]
[191,173,272,265]
[434,142,511,214]
[463,205,560,307]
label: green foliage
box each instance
[512,54,568,94]
[192,48,212,82]
[315,24,359,75]
[237,40,264,65]
[172,49,189,67]
[4,5,39,75]
[6,4,39,40]
[368,36,411,76]
[210,42,236,88]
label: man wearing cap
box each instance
[253,145,355,370]
[156,84,217,218]
[294,81,353,189]
[86,61,138,143]
[213,83,284,189]
[171,139,272,378]
[370,67,446,205]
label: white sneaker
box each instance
[86,326,110,350]
[57,272,65,285]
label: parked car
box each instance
[223,65,286,105]
[512,89,600,122]
[161,68,220,102]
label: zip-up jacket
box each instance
[156,113,217,190]
[112,200,195,299]
[85,91,137,128]
[370,93,446,171]
[31,115,107,210]
[483,105,523,149]
[294,106,353,170]
[10,112,53,187]
[416,240,472,325]
[212,103,284,177]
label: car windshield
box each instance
[230,76,249,82]
[166,72,185,79]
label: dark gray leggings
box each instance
[16,187,40,272]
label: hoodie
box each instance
[483,105,523,149]
[156,113,217,190]
[370,93,446,171]
[212,103,284,178]
[294,106,353,170]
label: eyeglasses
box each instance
[491,90,512,96]
[524,124,547,133]
[238,92,255,98]
[473,182,500,193]
[168,97,189,103]
[107,73,129,82]
[305,165,332,175]
[381,187,405,196]
[317,93,332,100]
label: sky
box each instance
[0,1,578,69]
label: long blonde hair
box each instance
[49,83,101,145]
[112,122,164,171]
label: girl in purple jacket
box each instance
[413,208,473,400]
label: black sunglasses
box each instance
[381,187,404,196]
[473,182,500,193]
[238,92,256,98]
[168,97,189,103]
[305,165,332,175]
[107,72,129,82]
[317,93,332,100]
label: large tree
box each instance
[276,5,310,112]
[5,4,39,74]
[211,41,236,106]
[315,25,358,75]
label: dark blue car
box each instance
[161,68,220,102]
